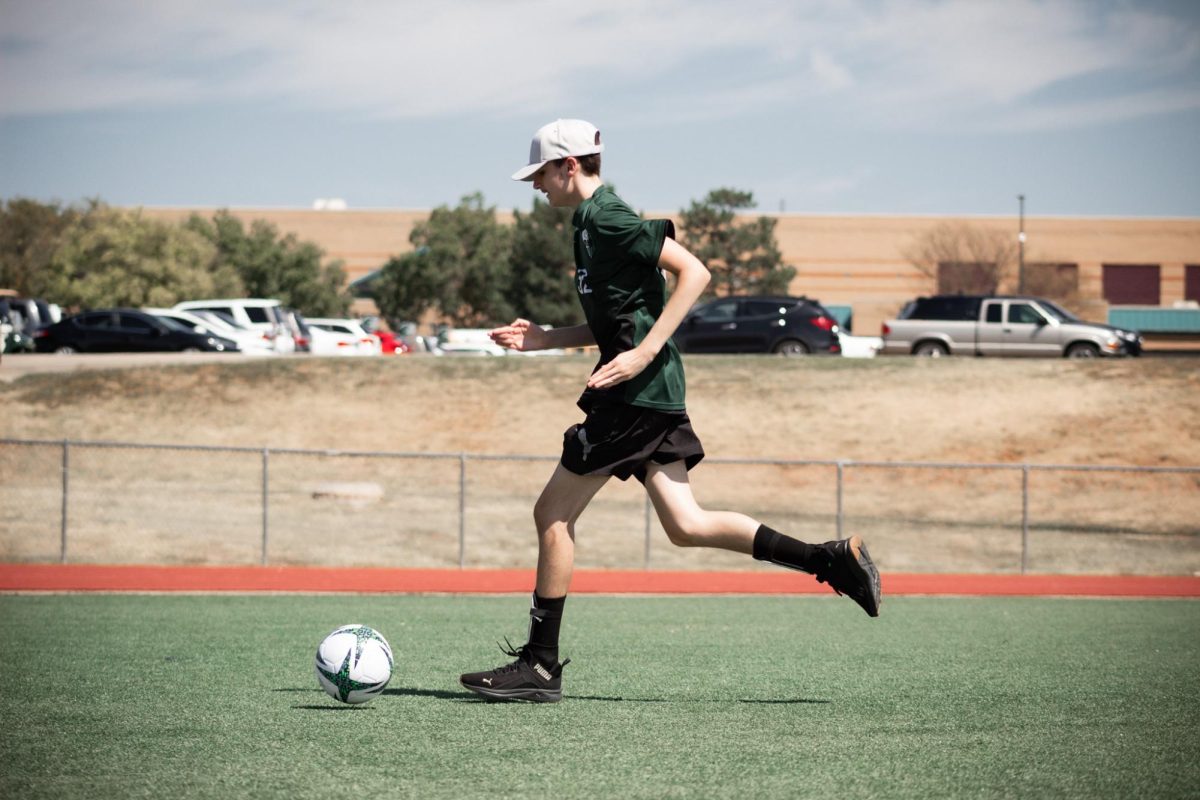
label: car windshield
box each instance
[1037,300,1079,322]
[195,311,241,330]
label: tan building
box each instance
[140,207,1200,339]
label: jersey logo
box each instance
[576,268,592,295]
[581,229,594,257]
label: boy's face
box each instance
[531,159,572,207]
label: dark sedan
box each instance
[673,295,842,356]
[34,309,239,354]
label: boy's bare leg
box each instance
[533,464,610,597]
[643,460,881,616]
[458,465,608,702]
[642,460,758,552]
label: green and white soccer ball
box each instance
[315,624,394,704]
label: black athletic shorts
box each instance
[560,403,705,483]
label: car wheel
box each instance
[772,339,810,356]
[55,345,76,355]
[1065,342,1099,359]
[913,341,948,357]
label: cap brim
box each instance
[512,161,547,182]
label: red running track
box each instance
[1,563,1197,596]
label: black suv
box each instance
[673,295,842,356]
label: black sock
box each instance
[753,525,828,574]
[526,593,566,665]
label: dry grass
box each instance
[2,354,1198,573]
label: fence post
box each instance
[458,454,467,568]
[836,460,845,539]
[1021,464,1030,574]
[643,494,652,569]
[60,439,70,564]
[261,448,270,566]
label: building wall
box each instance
[139,207,1200,334]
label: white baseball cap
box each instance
[512,119,604,181]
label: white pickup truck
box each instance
[881,295,1142,358]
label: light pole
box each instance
[1017,194,1026,294]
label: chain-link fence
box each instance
[2,437,1198,575]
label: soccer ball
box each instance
[315,624,394,704]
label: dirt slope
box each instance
[3,354,1197,467]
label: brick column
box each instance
[1161,262,1185,305]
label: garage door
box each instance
[1102,264,1160,305]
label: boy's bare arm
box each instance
[587,237,710,390]
[490,319,596,351]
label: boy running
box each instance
[460,119,880,703]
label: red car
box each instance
[372,329,410,355]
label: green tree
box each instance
[0,198,79,296]
[373,248,444,325]
[184,210,349,316]
[375,193,512,327]
[45,204,242,309]
[506,196,583,327]
[679,188,795,297]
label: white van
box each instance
[173,299,296,353]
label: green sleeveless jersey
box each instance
[572,185,687,411]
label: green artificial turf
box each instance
[1,594,1197,799]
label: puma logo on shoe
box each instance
[532,663,553,681]
[577,428,594,461]
[482,678,493,686]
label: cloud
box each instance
[838,0,1200,123]
[809,166,874,196]
[1,0,1197,131]
[994,86,1200,132]
[809,49,855,92]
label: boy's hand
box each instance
[587,346,654,390]
[489,318,546,351]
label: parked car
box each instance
[143,308,275,355]
[673,295,842,356]
[282,309,314,353]
[1,322,35,355]
[173,299,295,353]
[371,328,410,355]
[0,292,32,355]
[1,295,60,332]
[358,316,410,355]
[186,309,277,352]
[304,318,382,356]
[34,309,239,354]
[1,293,60,353]
[880,295,1142,358]
[437,328,508,356]
[837,332,882,358]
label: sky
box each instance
[2,0,1199,218]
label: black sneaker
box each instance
[459,639,570,703]
[814,535,882,617]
